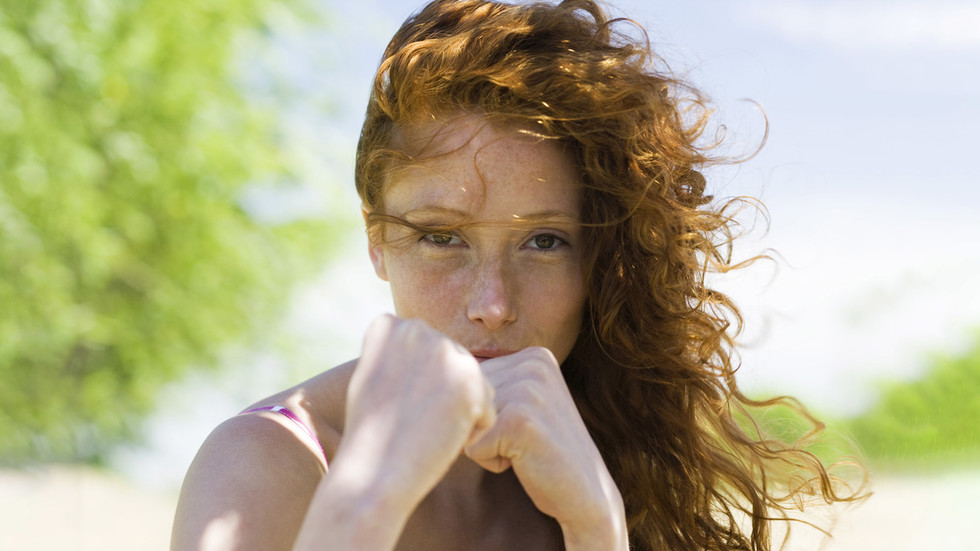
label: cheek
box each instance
[543,278,584,326]
[386,255,466,319]
[560,278,587,339]
[520,267,587,352]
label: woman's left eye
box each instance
[422,232,461,246]
[527,233,565,250]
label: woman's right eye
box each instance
[422,232,460,246]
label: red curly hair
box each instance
[355,1,865,549]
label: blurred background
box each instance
[1,0,978,549]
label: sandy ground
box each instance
[0,466,176,551]
[1,466,978,550]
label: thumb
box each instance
[463,377,511,473]
[464,374,496,447]
[464,426,512,474]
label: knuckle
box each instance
[520,360,553,386]
[456,381,487,421]
[525,346,557,363]
[434,354,484,412]
[499,404,539,439]
[522,347,559,372]
[513,382,547,408]
[364,314,394,342]
[399,317,429,337]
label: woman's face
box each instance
[368,116,587,364]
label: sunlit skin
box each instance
[368,115,588,364]
[171,115,629,551]
[319,115,627,548]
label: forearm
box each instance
[292,456,418,551]
[559,482,629,551]
[561,519,629,551]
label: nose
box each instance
[466,256,516,331]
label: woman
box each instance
[172,1,862,549]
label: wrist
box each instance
[560,516,629,551]
[558,488,629,551]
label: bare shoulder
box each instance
[262,358,358,457]
[171,414,323,550]
[171,360,358,551]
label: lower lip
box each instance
[473,352,515,362]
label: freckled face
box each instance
[367,116,587,363]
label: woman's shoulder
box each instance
[192,357,356,474]
[172,360,358,550]
[240,358,358,464]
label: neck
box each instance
[421,454,529,518]
[403,455,561,549]
[438,454,503,499]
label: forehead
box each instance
[383,116,581,220]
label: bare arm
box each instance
[293,315,496,549]
[174,316,494,551]
[171,415,326,551]
[290,432,420,550]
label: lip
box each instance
[469,349,516,362]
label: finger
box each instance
[464,428,512,474]
[465,375,497,448]
[463,377,511,473]
[478,346,558,384]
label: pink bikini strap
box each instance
[240,406,327,467]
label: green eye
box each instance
[531,234,558,249]
[425,232,456,245]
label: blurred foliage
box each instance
[736,398,860,468]
[0,0,337,464]
[739,333,980,475]
[846,332,980,471]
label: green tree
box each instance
[847,333,980,470]
[0,0,335,464]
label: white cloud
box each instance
[739,1,980,52]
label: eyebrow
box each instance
[399,206,580,224]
